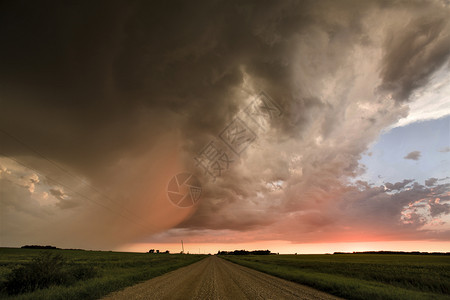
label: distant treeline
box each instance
[217,250,272,255]
[21,245,60,250]
[21,245,86,251]
[334,251,450,255]
[148,249,170,254]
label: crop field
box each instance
[221,254,450,300]
[0,248,206,300]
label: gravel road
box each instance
[102,256,343,300]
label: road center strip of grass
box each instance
[220,254,450,300]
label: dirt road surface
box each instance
[103,256,343,300]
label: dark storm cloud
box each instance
[0,0,300,172]
[1,0,446,167]
[378,1,450,102]
[1,0,449,248]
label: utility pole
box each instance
[181,240,184,254]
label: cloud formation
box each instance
[404,151,422,160]
[1,0,449,249]
[425,178,439,187]
[439,147,450,153]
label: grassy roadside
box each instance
[220,254,450,300]
[0,248,206,300]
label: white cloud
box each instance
[391,64,450,128]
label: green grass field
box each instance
[221,254,450,300]
[0,248,206,300]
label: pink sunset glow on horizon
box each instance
[118,241,450,255]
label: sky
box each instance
[0,0,449,254]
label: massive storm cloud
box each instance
[1,0,449,249]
